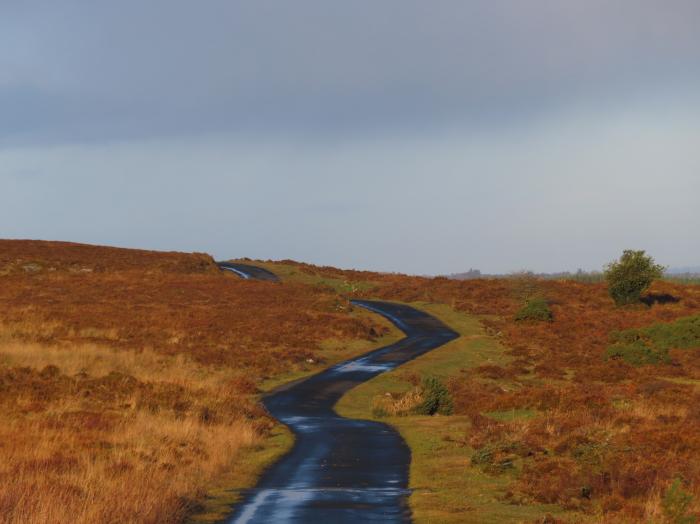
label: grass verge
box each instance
[188,305,403,521]
[335,301,586,523]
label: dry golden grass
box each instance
[0,241,387,523]
[4,243,699,522]
[0,337,263,524]
[370,388,424,417]
[0,404,257,524]
[0,337,234,391]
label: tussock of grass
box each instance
[371,387,424,417]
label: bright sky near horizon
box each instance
[1,1,699,274]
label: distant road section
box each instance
[218,262,280,282]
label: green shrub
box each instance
[642,315,700,351]
[418,377,453,415]
[514,297,553,322]
[470,442,518,474]
[605,342,670,366]
[604,250,665,305]
[470,446,494,467]
[662,478,697,524]
[606,315,700,366]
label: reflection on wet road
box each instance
[218,262,280,282]
[225,300,459,523]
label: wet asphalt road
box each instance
[218,262,280,282]
[224,299,459,523]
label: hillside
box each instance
[1,243,699,523]
[241,259,700,522]
[0,241,390,523]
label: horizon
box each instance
[2,1,699,273]
[3,237,698,277]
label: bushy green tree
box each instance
[604,250,664,305]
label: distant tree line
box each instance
[447,250,700,304]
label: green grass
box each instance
[389,416,567,523]
[336,302,583,523]
[336,302,512,419]
[606,314,700,366]
[485,408,538,423]
[514,297,553,322]
[227,259,378,294]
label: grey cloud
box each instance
[2,1,700,144]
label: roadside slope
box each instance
[0,241,391,523]
[225,301,457,523]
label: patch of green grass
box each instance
[637,315,700,350]
[227,259,378,294]
[606,314,700,366]
[336,303,511,420]
[605,341,670,366]
[336,302,583,523]
[485,408,537,423]
[388,416,574,523]
[514,297,553,322]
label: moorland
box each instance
[1,240,699,523]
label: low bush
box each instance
[606,342,670,366]
[642,315,700,351]
[417,376,453,415]
[470,442,518,474]
[606,315,700,366]
[514,297,553,322]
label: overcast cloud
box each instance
[1,1,699,273]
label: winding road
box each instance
[218,261,280,282]
[220,264,459,523]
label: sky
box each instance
[1,1,699,274]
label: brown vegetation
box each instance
[274,259,700,520]
[0,241,386,523]
[352,272,700,521]
[3,242,699,522]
